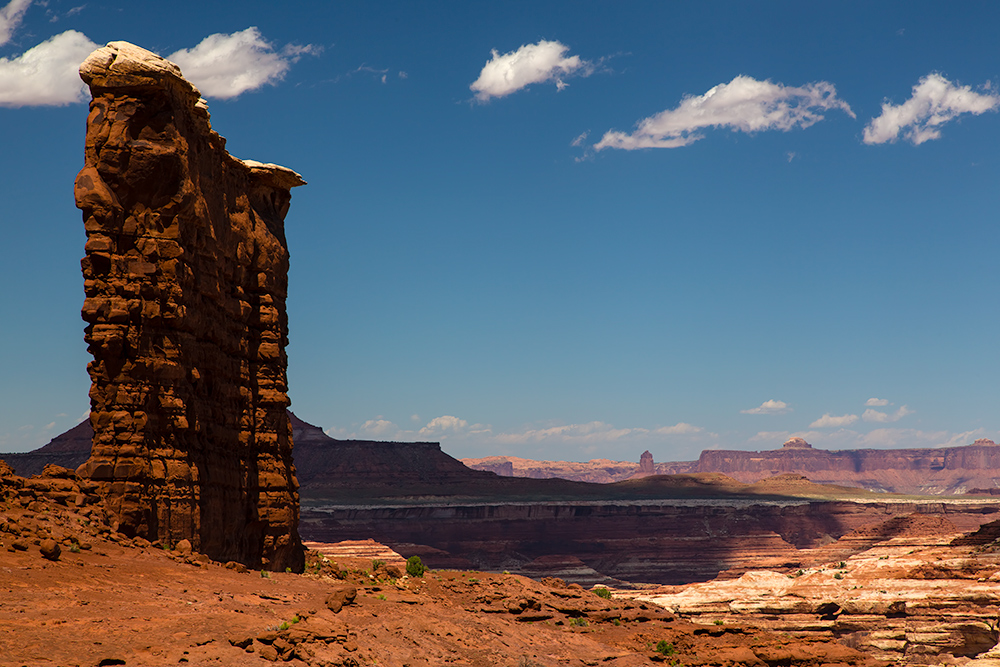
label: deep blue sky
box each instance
[1,1,998,461]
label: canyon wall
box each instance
[73,42,305,570]
[697,438,1000,493]
[300,498,1000,585]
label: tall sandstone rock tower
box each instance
[74,42,305,571]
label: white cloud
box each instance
[652,422,703,436]
[859,428,982,449]
[809,413,859,429]
[167,27,320,99]
[862,405,914,423]
[595,75,854,150]
[470,39,590,102]
[0,25,318,107]
[0,0,31,46]
[419,415,470,436]
[495,421,636,444]
[0,29,97,107]
[865,398,889,407]
[741,399,791,415]
[358,418,398,437]
[863,73,1000,145]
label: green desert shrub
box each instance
[656,640,676,656]
[594,587,612,599]
[406,555,426,578]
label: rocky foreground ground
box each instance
[0,464,897,667]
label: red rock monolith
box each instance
[74,41,305,571]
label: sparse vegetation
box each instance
[372,559,385,572]
[70,543,80,553]
[594,587,612,599]
[834,572,843,580]
[406,555,426,578]
[837,561,847,569]
[570,617,588,627]
[260,569,269,579]
[277,615,301,631]
[714,619,724,626]
[656,640,676,656]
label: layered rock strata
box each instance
[696,437,1000,493]
[625,519,1000,665]
[301,497,1000,585]
[73,41,305,570]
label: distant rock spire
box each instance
[639,450,655,473]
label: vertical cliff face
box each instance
[74,41,305,571]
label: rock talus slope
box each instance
[73,41,305,570]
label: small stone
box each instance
[258,644,279,661]
[325,585,357,613]
[39,539,61,561]
[256,631,279,645]
[174,538,192,555]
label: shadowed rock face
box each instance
[73,41,305,571]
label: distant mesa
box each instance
[464,435,1000,495]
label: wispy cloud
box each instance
[419,415,475,437]
[358,418,397,437]
[0,0,31,46]
[862,405,914,423]
[168,27,321,99]
[470,39,591,102]
[859,427,981,449]
[863,73,1000,145]
[653,423,703,436]
[809,413,859,428]
[46,3,85,23]
[865,397,889,407]
[0,29,97,107]
[324,414,711,456]
[595,75,854,150]
[741,399,791,415]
